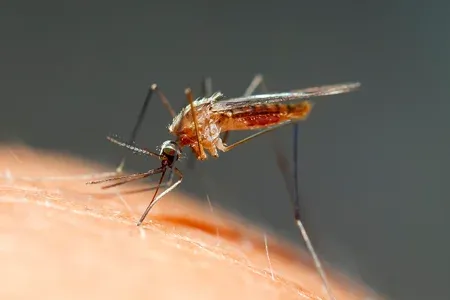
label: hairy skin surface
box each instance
[0,145,381,300]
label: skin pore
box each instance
[0,145,380,300]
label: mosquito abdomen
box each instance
[220,101,313,131]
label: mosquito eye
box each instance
[164,148,176,157]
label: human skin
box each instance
[0,145,381,300]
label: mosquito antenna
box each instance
[274,125,336,300]
[107,136,161,159]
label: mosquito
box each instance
[86,77,360,228]
[84,75,360,300]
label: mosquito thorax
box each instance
[159,140,182,162]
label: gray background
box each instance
[1,1,448,299]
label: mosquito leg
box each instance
[222,74,269,145]
[295,212,335,299]
[87,164,174,226]
[137,167,183,226]
[274,129,336,300]
[218,133,228,152]
[185,88,207,160]
[116,84,176,173]
[243,73,269,97]
[149,167,181,210]
[187,77,214,169]
[127,169,175,195]
[292,123,301,219]
[135,168,167,225]
[201,77,213,97]
[217,122,289,153]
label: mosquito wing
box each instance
[211,82,361,112]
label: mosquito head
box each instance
[159,140,182,165]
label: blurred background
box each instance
[1,1,448,299]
